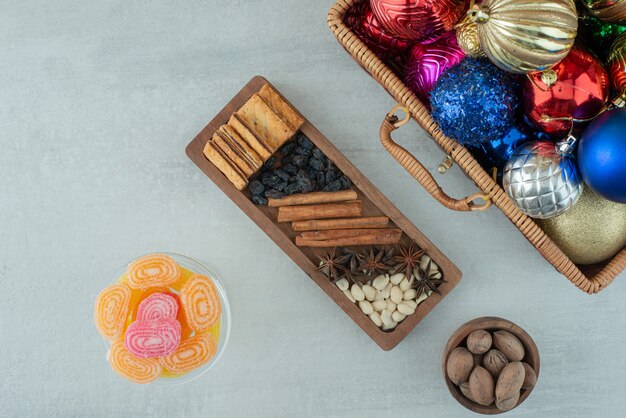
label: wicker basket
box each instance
[328,0,626,294]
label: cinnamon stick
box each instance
[268,190,357,207]
[300,228,398,240]
[277,201,362,223]
[295,228,402,247]
[291,216,389,232]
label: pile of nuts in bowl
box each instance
[446,328,538,412]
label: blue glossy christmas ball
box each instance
[469,123,531,171]
[578,108,626,203]
[469,121,552,173]
[430,58,519,146]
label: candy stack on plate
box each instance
[94,254,222,384]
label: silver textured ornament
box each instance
[468,0,578,73]
[503,141,583,219]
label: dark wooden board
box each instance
[186,76,462,350]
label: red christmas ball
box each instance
[346,1,411,59]
[522,45,610,137]
[370,0,466,43]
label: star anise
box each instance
[316,248,348,283]
[392,241,424,279]
[339,248,363,284]
[357,247,395,277]
[412,259,446,297]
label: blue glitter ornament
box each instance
[430,58,519,146]
[578,108,626,203]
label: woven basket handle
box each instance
[380,105,491,212]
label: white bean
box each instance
[386,300,397,312]
[419,255,431,271]
[415,292,429,305]
[390,273,404,285]
[359,300,374,315]
[335,278,349,291]
[382,321,398,331]
[403,288,418,300]
[403,299,418,310]
[397,302,416,316]
[362,285,376,301]
[399,278,411,292]
[420,255,439,274]
[351,284,365,301]
[372,300,387,312]
[390,286,403,304]
[374,290,384,301]
[380,309,393,326]
[392,311,406,322]
[372,274,389,290]
[343,289,356,303]
[369,312,382,327]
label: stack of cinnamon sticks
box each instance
[269,190,401,247]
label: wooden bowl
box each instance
[442,317,540,414]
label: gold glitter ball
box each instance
[456,15,485,58]
[537,187,626,265]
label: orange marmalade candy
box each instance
[180,274,221,332]
[94,283,132,340]
[108,340,162,384]
[160,333,217,375]
[127,254,180,289]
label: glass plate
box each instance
[101,252,231,385]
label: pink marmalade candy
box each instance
[124,317,181,358]
[136,293,179,321]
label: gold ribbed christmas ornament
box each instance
[608,32,626,93]
[583,0,626,24]
[537,187,626,265]
[468,0,578,73]
[455,15,485,58]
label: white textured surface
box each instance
[1,1,625,417]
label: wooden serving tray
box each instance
[186,76,462,350]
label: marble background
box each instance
[1,1,625,416]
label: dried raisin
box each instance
[252,195,268,205]
[309,158,324,171]
[339,175,351,189]
[264,189,285,199]
[297,135,314,149]
[323,180,341,192]
[279,142,296,155]
[248,180,265,196]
